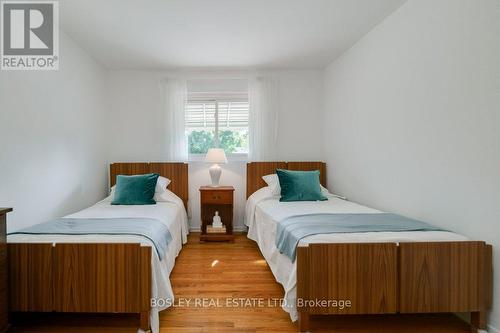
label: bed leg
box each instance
[298,311,310,332]
[140,311,150,332]
[471,311,487,330]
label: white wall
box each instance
[323,0,500,330]
[106,69,324,230]
[0,32,109,231]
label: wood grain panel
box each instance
[484,244,493,310]
[109,163,149,187]
[296,245,311,331]
[139,246,151,331]
[0,288,6,333]
[246,161,327,198]
[0,212,7,332]
[246,162,287,198]
[53,244,143,313]
[10,235,481,333]
[297,243,397,315]
[399,241,484,313]
[287,161,326,187]
[110,162,189,209]
[149,162,189,208]
[0,214,5,244]
[8,244,53,312]
[470,243,493,329]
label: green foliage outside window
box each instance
[188,130,248,154]
[188,130,214,154]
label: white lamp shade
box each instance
[205,148,228,164]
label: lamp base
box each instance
[209,164,222,187]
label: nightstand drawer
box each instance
[201,190,233,204]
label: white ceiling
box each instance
[60,0,406,70]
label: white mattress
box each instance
[8,194,189,333]
[245,187,468,321]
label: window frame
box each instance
[186,93,249,161]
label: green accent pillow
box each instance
[276,169,328,202]
[111,173,159,205]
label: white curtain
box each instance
[248,77,279,160]
[162,78,188,161]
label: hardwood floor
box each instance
[11,233,476,332]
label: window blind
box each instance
[185,101,249,130]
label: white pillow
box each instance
[261,173,330,196]
[156,176,171,193]
[262,174,281,196]
[320,185,331,195]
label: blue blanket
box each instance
[276,213,445,260]
[8,218,172,260]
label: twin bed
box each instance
[7,162,189,333]
[6,161,493,332]
[245,161,492,332]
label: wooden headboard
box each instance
[110,162,189,209]
[246,161,326,198]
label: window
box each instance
[185,99,249,156]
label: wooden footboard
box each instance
[8,243,151,331]
[296,241,492,332]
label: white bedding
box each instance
[8,193,189,333]
[245,187,468,321]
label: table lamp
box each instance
[205,148,227,187]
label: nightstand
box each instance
[199,186,234,242]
